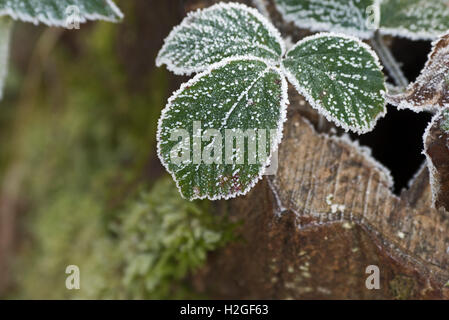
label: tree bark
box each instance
[185,0,449,299]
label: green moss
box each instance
[119,178,235,299]
[7,16,233,299]
[389,275,415,300]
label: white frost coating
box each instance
[0,17,11,100]
[326,193,346,214]
[406,160,427,190]
[282,32,387,134]
[378,0,449,41]
[274,0,377,39]
[387,32,449,112]
[0,0,123,27]
[156,56,289,201]
[156,2,286,76]
[267,176,288,216]
[379,27,446,42]
[422,110,444,208]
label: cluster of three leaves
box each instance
[156,3,386,201]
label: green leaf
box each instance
[0,0,123,26]
[156,3,285,76]
[0,17,11,100]
[379,0,449,40]
[157,57,288,200]
[274,0,377,39]
[282,33,386,133]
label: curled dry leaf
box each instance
[388,33,449,111]
[423,108,449,212]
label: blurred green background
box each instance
[0,0,235,299]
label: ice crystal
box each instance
[274,0,377,39]
[156,2,284,76]
[156,3,388,200]
[379,0,449,40]
[282,33,386,133]
[0,0,123,26]
[157,57,288,200]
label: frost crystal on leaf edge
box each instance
[156,56,289,201]
[155,2,286,76]
[281,32,387,134]
[0,0,123,27]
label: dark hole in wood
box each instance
[351,38,433,194]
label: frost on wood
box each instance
[273,0,377,39]
[423,108,449,212]
[379,0,449,40]
[282,33,386,134]
[157,57,288,201]
[388,33,449,111]
[156,2,284,76]
[0,17,11,100]
[0,0,123,26]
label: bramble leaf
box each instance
[157,57,288,200]
[388,32,449,111]
[379,0,449,40]
[0,17,11,100]
[282,33,386,133]
[274,0,377,39]
[0,0,123,26]
[156,3,285,76]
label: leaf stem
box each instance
[370,31,408,89]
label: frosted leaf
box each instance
[282,33,386,134]
[273,0,377,39]
[156,2,285,76]
[423,107,449,212]
[0,17,11,100]
[388,33,449,111]
[0,0,123,26]
[157,57,288,200]
[379,0,449,40]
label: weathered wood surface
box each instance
[1,0,448,299]
[193,92,449,299]
[187,0,449,299]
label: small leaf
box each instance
[282,33,386,133]
[0,17,11,100]
[274,0,377,39]
[156,2,285,76]
[157,57,288,200]
[423,107,449,212]
[379,0,449,40]
[388,32,449,111]
[0,0,123,26]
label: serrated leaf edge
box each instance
[156,2,286,76]
[156,56,289,201]
[281,32,387,134]
[0,0,124,27]
[274,0,377,39]
[378,0,449,41]
[379,27,446,42]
